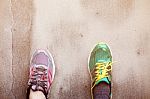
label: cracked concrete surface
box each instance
[0,0,150,99]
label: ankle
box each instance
[26,85,48,99]
[29,89,46,99]
[93,82,110,99]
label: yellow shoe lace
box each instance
[91,62,112,99]
[95,62,112,83]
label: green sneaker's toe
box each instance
[93,43,109,52]
[89,42,112,71]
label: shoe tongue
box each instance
[96,78,110,85]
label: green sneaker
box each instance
[88,42,112,99]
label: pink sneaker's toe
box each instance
[32,52,48,66]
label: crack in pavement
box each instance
[10,0,16,98]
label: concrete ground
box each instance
[0,0,150,99]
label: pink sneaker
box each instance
[27,50,55,98]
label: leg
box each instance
[93,82,110,99]
[29,90,46,99]
[88,43,112,99]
